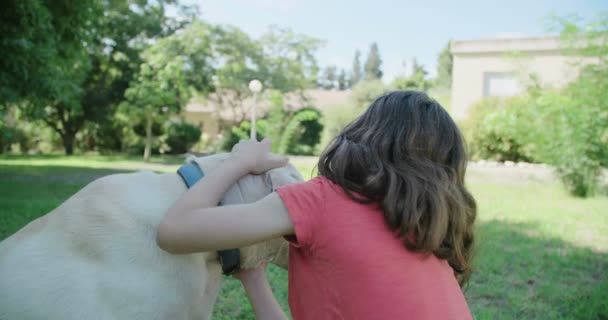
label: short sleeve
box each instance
[275,176,326,249]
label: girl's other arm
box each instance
[235,264,288,320]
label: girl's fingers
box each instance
[268,153,289,168]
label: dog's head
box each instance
[191,153,300,269]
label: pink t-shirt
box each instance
[275,176,472,320]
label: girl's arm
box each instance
[156,139,294,254]
[235,264,288,320]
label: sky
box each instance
[185,0,607,81]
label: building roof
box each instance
[451,36,562,55]
[184,89,350,122]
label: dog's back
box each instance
[0,170,217,319]
[0,155,301,320]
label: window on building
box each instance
[483,72,521,97]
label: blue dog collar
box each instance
[177,161,205,188]
[176,161,241,275]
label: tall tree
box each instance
[351,50,362,85]
[122,21,214,161]
[207,25,322,134]
[0,0,98,106]
[12,0,102,154]
[337,69,348,90]
[364,42,383,80]
[12,0,190,154]
[436,41,453,88]
[80,1,194,152]
[391,58,431,92]
[320,66,337,89]
[257,25,323,92]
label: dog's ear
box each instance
[266,164,304,191]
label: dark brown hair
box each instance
[318,90,476,285]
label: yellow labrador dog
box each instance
[0,154,298,320]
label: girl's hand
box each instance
[231,138,288,174]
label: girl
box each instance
[157,90,477,320]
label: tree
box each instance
[123,21,214,161]
[364,42,383,80]
[205,24,264,131]
[435,41,453,88]
[391,59,431,92]
[0,0,99,106]
[337,69,348,90]
[12,0,102,154]
[80,1,194,153]
[351,79,388,110]
[320,66,337,89]
[535,14,608,196]
[257,25,323,92]
[351,50,362,85]
[10,0,190,154]
[207,24,322,134]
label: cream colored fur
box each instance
[0,154,299,320]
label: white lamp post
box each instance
[248,79,263,139]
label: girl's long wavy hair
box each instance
[318,90,476,286]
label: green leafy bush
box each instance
[350,79,388,110]
[220,108,322,156]
[461,96,540,163]
[165,121,202,154]
[531,71,607,197]
[221,120,268,151]
[319,104,359,151]
[278,108,322,155]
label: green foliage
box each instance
[0,107,60,154]
[391,59,431,92]
[221,103,322,156]
[319,66,337,89]
[364,42,383,80]
[165,121,201,154]
[0,0,100,105]
[350,79,389,110]
[319,104,359,149]
[337,69,348,90]
[461,96,540,163]
[221,120,268,151]
[7,0,189,155]
[351,50,362,85]
[278,108,323,155]
[531,16,607,197]
[263,91,288,152]
[123,21,214,160]
[77,0,193,154]
[257,26,324,92]
[205,25,322,127]
[461,14,608,197]
[435,41,453,88]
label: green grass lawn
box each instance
[1,155,606,319]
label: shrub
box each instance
[278,108,322,155]
[0,126,27,153]
[220,120,268,151]
[461,96,540,163]
[531,73,607,197]
[165,121,202,154]
[319,104,359,151]
[220,108,322,156]
[350,79,388,110]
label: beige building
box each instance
[450,36,586,120]
[183,89,350,137]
